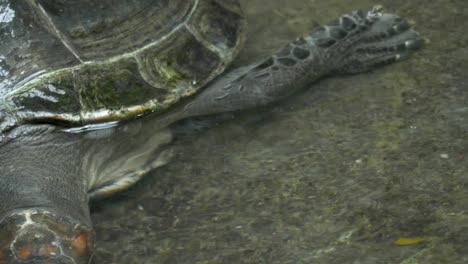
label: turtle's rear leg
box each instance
[162,6,422,123]
[326,6,423,74]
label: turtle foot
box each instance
[316,6,423,74]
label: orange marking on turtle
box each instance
[16,246,32,260]
[72,232,89,256]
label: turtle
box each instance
[0,0,422,263]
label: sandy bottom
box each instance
[91,1,468,263]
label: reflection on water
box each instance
[0,2,15,24]
[91,0,468,263]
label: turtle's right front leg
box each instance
[169,6,422,121]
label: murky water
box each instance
[91,0,468,263]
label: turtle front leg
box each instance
[168,6,422,121]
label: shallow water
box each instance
[91,0,468,263]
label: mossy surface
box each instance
[91,1,468,263]
[77,58,166,111]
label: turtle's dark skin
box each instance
[0,0,422,263]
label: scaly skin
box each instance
[163,7,422,122]
[0,7,422,264]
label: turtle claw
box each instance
[368,5,384,17]
[326,8,423,74]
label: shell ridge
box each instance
[184,23,228,62]
[26,0,83,63]
[133,0,200,89]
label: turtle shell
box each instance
[0,0,245,131]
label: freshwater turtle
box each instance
[0,0,422,263]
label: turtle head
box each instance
[0,209,94,264]
[0,124,95,263]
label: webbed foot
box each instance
[314,6,423,73]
